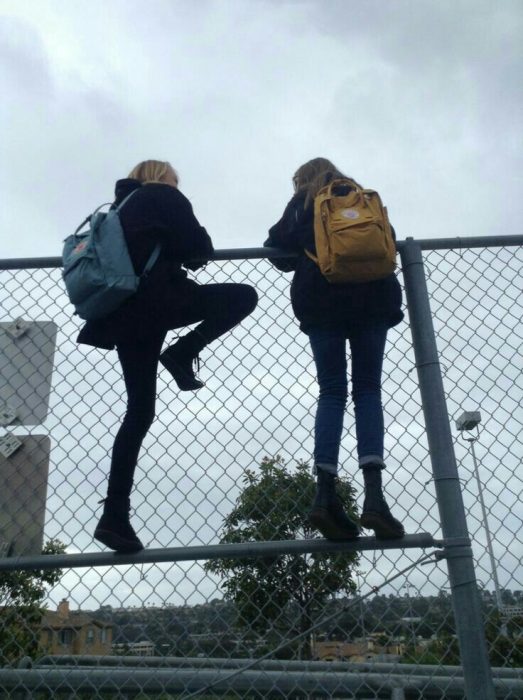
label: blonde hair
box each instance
[293,157,363,208]
[128,160,179,185]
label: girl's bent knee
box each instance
[234,284,258,315]
[242,284,258,310]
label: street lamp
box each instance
[356,573,366,642]
[456,411,504,616]
[401,582,420,649]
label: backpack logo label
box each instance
[341,208,360,220]
[73,241,87,254]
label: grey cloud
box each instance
[0,15,53,96]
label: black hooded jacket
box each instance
[77,178,214,349]
[264,191,404,334]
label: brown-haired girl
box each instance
[265,157,404,541]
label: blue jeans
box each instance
[309,323,388,474]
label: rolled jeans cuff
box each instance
[359,455,385,469]
[314,462,338,476]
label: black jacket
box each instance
[264,191,404,334]
[77,179,213,349]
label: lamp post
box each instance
[356,573,366,642]
[401,582,419,650]
[456,411,504,618]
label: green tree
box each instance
[403,611,523,668]
[485,609,523,668]
[205,456,360,659]
[401,632,461,665]
[0,538,65,665]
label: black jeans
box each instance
[106,283,257,502]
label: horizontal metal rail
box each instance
[1,234,522,270]
[0,666,520,697]
[0,533,439,572]
[35,655,523,679]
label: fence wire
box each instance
[0,240,521,699]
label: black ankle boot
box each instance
[360,464,405,539]
[308,468,360,541]
[159,333,205,391]
[94,498,144,553]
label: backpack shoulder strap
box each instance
[71,189,140,238]
[304,248,319,264]
[320,178,363,199]
[73,202,112,236]
[73,214,93,236]
[140,242,162,278]
[114,188,161,277]
[115,188,140,212]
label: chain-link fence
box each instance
[0,236,521,699]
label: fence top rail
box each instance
[0,533,439,573]
[1,234,522,270]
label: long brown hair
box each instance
[128,160,179,185]
[293,157,363,208]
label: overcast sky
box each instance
[1,0,522,258]
[0,0,521,619]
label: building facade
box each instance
[40,599,113,656]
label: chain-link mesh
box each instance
[0,241,521,699]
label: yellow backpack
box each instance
[305,179,397,283]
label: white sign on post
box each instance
[0,319,56,556]
[0,435,50,557]
[0,320,57,426]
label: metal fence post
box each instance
[400,238,495,700]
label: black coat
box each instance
[77,179,214,349]
[264,191,404,334]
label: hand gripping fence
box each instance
[0,233,522,699]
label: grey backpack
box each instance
[62,190,161,321]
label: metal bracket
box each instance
[442,536,472,547]
[435,536,473,561]
[435,547,474,561]
[0,433,23,458]
[0,539,13,558]
[5,317,30,339]
[0,403,18,427]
